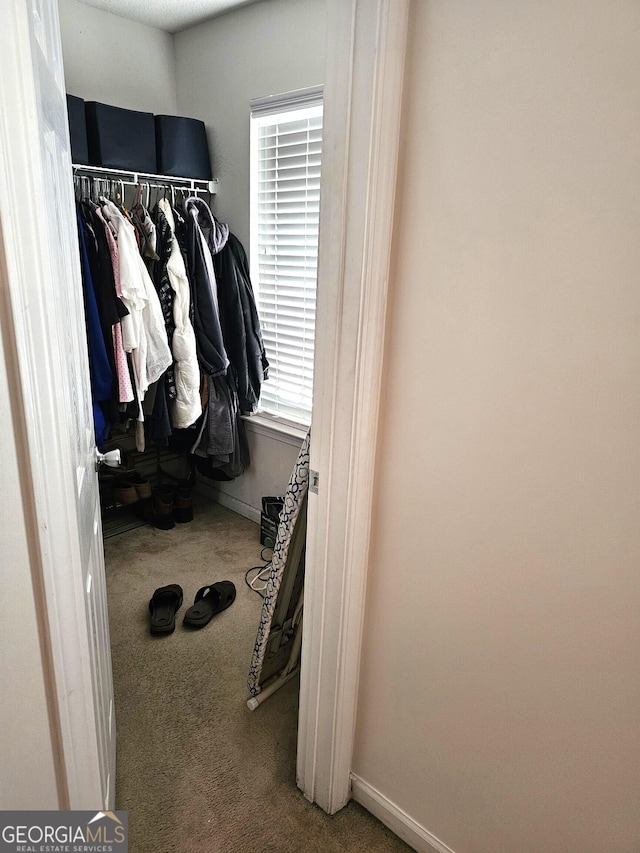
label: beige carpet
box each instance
[104,495,411,853]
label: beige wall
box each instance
[174,0,327,249]
[198,422,304,523]
[59,0,177,114]
[353,2,640,852]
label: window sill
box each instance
[241,413,307,447]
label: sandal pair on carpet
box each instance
[148,582,236,635]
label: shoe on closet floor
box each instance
[151,482,176,530]
[112,477,139,505]
[148,584,183,635]
[128,471,152,500]
[183,581,236,629]
[174,479,193,524]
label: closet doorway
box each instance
[60,0,328,817]
[0,0,408,824]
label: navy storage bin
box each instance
[85,102,156,172]
[155,115,212,180]
[66,94,89,165]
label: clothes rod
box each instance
[72,163,218,194]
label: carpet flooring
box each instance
[104,495,412,853]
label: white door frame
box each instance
[0,0,113,809]
[297,0,410,814]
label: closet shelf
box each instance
[72,163,218,195]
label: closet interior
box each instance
[73,157,268,540]
[73,164,216,537]
[58,0,323,543]
[59,0,325,714]
[70,96,311,723]
[50,9,329,833]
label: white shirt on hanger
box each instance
[101,198,172,415]
[159,198,202,429]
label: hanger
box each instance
[133,181,142,209]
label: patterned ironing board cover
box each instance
[247,429,310,697]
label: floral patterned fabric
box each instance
[247,429,310,697]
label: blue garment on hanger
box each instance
[77,208,113,448]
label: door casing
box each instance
[297,0,410,814]
[0,0,116,809]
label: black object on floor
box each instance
[260,495,284,548]
[183,581,236,629]
[149,584,183,635]
[152,483,176,529]
[174,479,193,524]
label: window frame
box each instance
[250,85,324,430]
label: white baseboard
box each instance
[351,775,457,853]
[195,480,261,524]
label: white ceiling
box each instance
[77,0,264,33]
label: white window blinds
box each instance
[250,87,323,426]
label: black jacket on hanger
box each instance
[214,232,269,413]
[78,201,123,425]
[183,197,229,378]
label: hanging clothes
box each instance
[147,205,177,403]
[213,232,269,413]
[183,196,229,378]
[131,202,160,267]
[73,170,266,481]
[93,205,135,404]
[76,208,113,448]
[143,375,172,446]
[183,196,252,477]
[78,201,121,423]
[157,198,201,429]
[101,198,172,444]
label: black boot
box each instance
[174,479,193,523]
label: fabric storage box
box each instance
[155,115,212,180]
[85,102,156,172]
[66,94,89,165]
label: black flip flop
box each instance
[183,581,236,629]
[148,584,183,635]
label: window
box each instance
[250,86,323,427]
